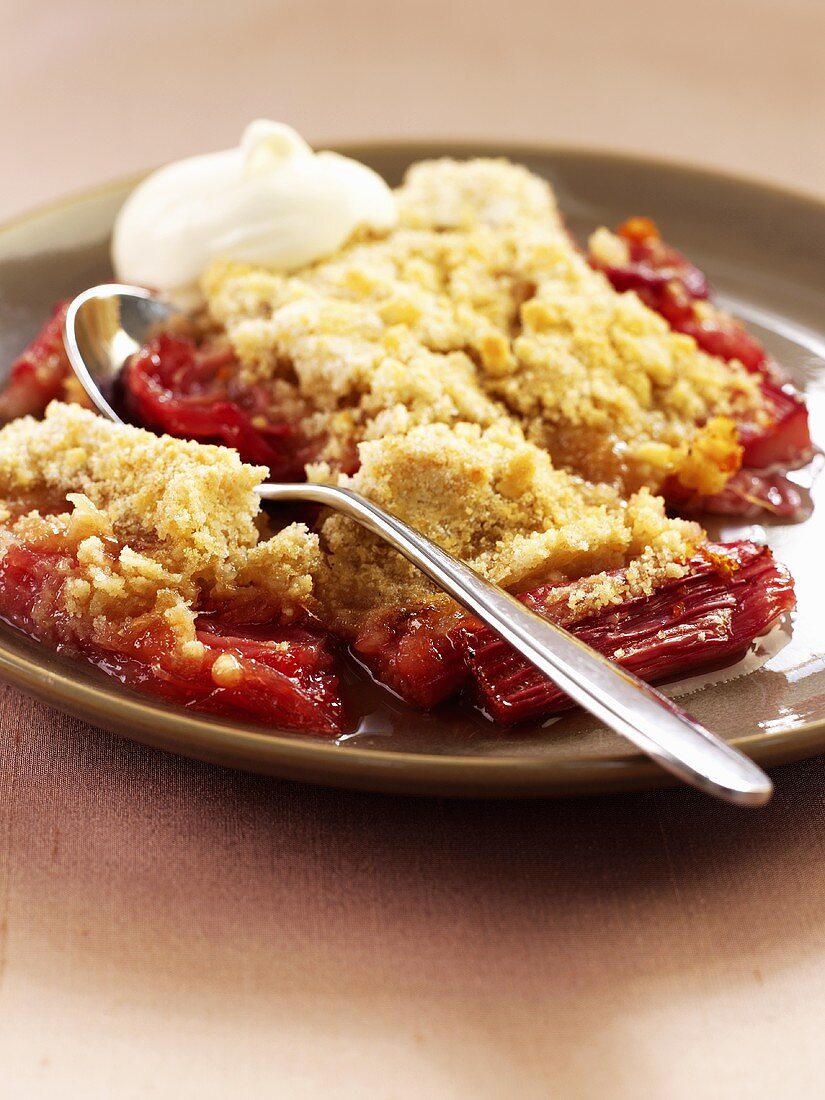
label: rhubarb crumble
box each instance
[0,148,806,732]
[199,158,810,514]
[0,403,344,732]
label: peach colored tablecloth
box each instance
[2,2,825,1096]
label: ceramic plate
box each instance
[1,143,823,796]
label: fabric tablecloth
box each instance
[1,1,824,1095]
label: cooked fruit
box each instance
[0,301,75,422]
[351,605,468,708]
[0,403,347,734]
[351,541,794,724]
[125,333,312,479]
[588,217,814,515]
[462,541,794,724]
[0,532,346,733]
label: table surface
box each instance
[2,1,825,1096]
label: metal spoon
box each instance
[63,283,774,805]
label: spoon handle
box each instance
[258,481,772,806]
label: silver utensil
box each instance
[63,283,774,805]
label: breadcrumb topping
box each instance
[395,157,562,231]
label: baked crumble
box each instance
[312,420,701,622]
[0,403,321,639]
[198,158,782,625]
[0,153,804,730]
[204,158,763,499]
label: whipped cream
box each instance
[111,120,398,296]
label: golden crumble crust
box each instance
[0,403,267,578]
[203,158,762,499]
[197,157,773,620]
[312,421,702,621]
[395,157,562,231]
[0,404,322,644]
[2,160,765,638]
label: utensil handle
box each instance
[258,481,772,806]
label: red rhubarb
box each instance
[0,535,347,734]
[0,301,74,422]
[461,541,794,724]
[588,218,814,515]
[351,541,794,724]
[351,605,468,708]
[123,333,313,480]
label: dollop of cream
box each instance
[111,120,397,295]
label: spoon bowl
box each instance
[62,283,775,806]
[65,284,183,424]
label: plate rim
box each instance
[2,141,824,798]
[9,136,825,236]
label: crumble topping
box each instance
[395,157,562,231]
[195,157,772,621]
[504,267,756,494]
[0,152,797,731]
[0,404,321,650]
[203,158,762,499]
[311,420,702,622]
[587,226,630,268]
[0,160,767,637]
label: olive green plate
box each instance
[0,143,824,797]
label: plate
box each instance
[0,143,824,797]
